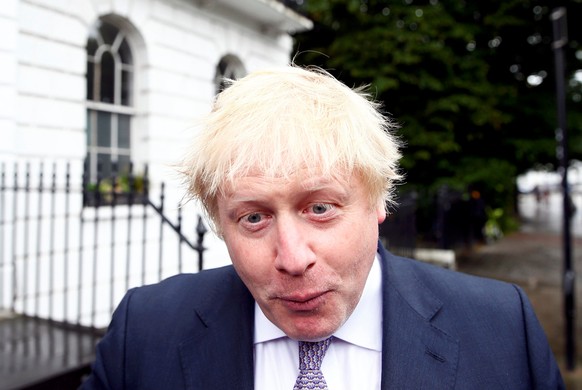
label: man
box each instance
[83,66,564,389]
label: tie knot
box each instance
[298,337,332,371]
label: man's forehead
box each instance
[220,170,356,196]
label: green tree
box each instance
[292,0,582,236]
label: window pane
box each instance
[121,69,132,106]
[99,21,118,46]
[87,36,98,56]
[214,56,246,94]
[117,155,131,175]
[215,58,229,94]
[217,58,229,74]
[86,109,93,145]
[118,114,130,148]
[97,111,112,147]
[87,60,95,100]
[97,153,112,178]
[100,51,115,103]
[119,38,133,65]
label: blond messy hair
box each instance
[181,65,402,231]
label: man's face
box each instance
[217,172,386,341]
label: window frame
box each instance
[86,19,135,184]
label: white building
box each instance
[1,0,311,163]
[0,0,311,328]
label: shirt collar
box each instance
[254,254,383,351]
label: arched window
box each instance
[86,19,134,181]
[214,55,246,94]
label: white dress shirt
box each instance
[254,255,383,390]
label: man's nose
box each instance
[274,217,316,276]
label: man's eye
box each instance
[311,203,332,215]
[244,213,263,224]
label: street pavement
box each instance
[457,191,582,388]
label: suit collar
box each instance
[378,243,443,321]
[378,243,459,389]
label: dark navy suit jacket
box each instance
[83,243,565,389]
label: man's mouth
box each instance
[278,291,330,312]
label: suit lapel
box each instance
[178,268,255,390]
[379,245,459,389]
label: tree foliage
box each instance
[291,0,582,219]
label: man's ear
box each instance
[376,201,387,224]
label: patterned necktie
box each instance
[293,337,332,390]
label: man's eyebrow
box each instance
[301,184,352,205]
[222,175,352,202]
[223,192,265,204]
[301,177,352,193]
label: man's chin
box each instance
[278,318,340,341]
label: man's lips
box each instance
[277,291,330,312]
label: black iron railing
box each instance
[0,160,209,389]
